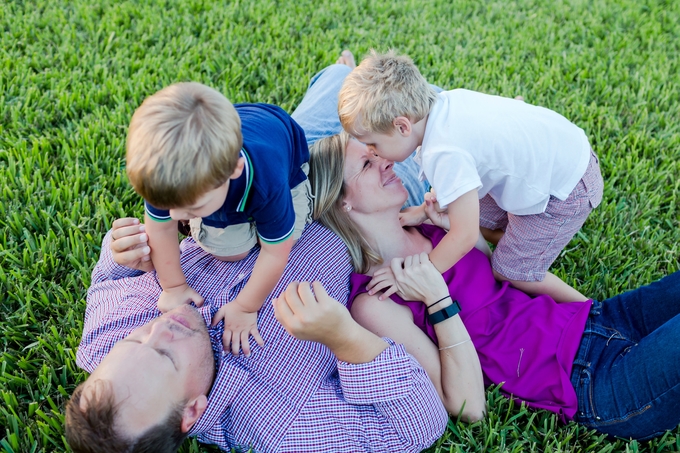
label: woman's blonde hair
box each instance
[309,132,383,274]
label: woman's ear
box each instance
[342,200,352,212]
[393,116,412,137]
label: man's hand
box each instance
[274,281,388,363]
[110,218,154,272]
[212,299,264,356]
[157,283,204,313]
[274,281,352,344]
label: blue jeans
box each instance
[291,64,432,208]
[571,271,680,440]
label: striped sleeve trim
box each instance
[145,205,173,222]
[258,224,295,244]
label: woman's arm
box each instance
[351,255,486,421]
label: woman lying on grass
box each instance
[309,130,680,440]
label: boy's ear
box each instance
[393,116,412,137]
[229,157,246,180]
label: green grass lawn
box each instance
[1,0,679,451]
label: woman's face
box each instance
[342,138,408,214]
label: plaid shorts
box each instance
[480,150,603,282]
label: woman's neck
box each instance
[355,211,432,273]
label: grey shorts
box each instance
[480,150,604,282]
[189,163,313,258]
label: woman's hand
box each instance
[110,218,154,272]
[391,252,450,305]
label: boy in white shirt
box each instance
[338,50,603,302]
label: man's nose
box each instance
[145,320,174,345]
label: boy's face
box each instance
[351,117,419,163]
[169,157,245,220]
[170,182,229,220]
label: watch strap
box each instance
[428,300,461,325]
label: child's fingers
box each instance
[380,284,399,300]
[231,332,241,356]
[191,293,205,308]
[222,329,232,353]
[241,331,251,356]
[211,309,224,327]
[251,327,264,347]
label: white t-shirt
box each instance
[418,89,591,215]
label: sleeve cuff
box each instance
[337,338,413,405]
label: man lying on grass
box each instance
[64,218,447,453]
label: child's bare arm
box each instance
[212,236,293,355]
[428,189,480,273]
[145,213,204,311]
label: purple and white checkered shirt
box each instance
[77,222,447,452]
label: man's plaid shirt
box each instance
[77,222,447,452]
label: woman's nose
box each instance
[380,158,394,171]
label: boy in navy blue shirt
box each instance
[126,82,312,355]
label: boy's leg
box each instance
[189,219,256,261]
[290,163,313,241]
[492,151,603,302]
[478,194,508,245]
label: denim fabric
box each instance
[570,271,680,440]
[291,64,435,208]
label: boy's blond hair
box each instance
[338,50,438,135]
[126,82,242,208]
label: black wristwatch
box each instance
[428,300,462,325]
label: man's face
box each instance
[81,304,215,437]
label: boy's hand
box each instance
[423,190,450,230]
[110,217,154,272]
[212,300,264,356]
[399,204,428,226]
[157,283,204,313]
[367,266,401,301]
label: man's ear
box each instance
[180,395,208,433]
[393,116,412,137]
[229,157,246,180]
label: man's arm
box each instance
[274,281,447,452]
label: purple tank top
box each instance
[348,224,591,421]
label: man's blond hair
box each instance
[126,82,242,208]
[338,50,437,135]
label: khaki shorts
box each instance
[189,163,313,258]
